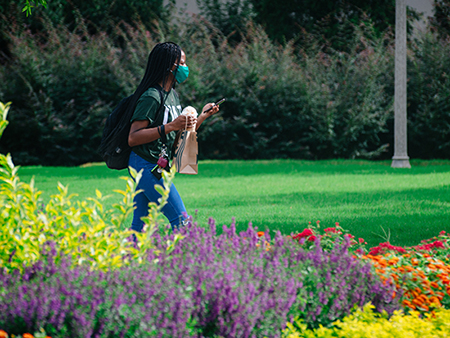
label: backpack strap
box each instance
[148,87,165,128]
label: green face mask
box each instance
[175,65,189,84]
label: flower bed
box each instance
[292,225,450,317]
[0,220,398,338]
[361,232,450,314]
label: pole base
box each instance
[391,156,411,168]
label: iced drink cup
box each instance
[181,106,197,132]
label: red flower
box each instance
[308,235,317,242]
[293,228,314,239]
[414,240,445,251]
[324,227,337,233]
[359,238,366,244]
[368,242,406,255]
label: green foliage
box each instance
[0,101,10,136]
[407,32,450,159]
[1,0,171,34]
[182,22,394,159]
[0,101,180,273]
[21,0,47,16]
[0,19,153,165]
[282,303,450,337]
[1,12,449,164]
[429,0,450,38]
[248,0,397,46]
[196,0,255,44]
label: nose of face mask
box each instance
[175,65,189,84]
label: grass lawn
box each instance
[17,159,450,248]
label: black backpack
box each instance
[99,88,165,170]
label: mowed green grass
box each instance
[17,159,450,248]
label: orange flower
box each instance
[430,297,442,307]
[420,304,430,311]
[411,258,419,266]
[412,298,423,306]
[257,231,265,237]
[22,334,34,338]
[0,330,8,338]
[430,282,440,289]
[388,258,399,265]
[402,299,412,306]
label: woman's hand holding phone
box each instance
[202,98,225,116]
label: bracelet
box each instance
[157,125,165,137]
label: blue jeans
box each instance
[128,151,187,231]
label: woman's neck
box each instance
[159,78,174,92]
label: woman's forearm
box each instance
[195,113,208,131]
[128,123,177,147]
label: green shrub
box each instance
[0,0,172,41]
[407,32,450,159]
[0,101,181,273]
[1,14,450,164]
[0,20,153,165]
[180,22,394,160]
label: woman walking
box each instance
[127,42,219,232]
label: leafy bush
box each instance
[429,0,450,38]
[180,22,394,160]
[0,0,172,45]
[0,20,152,165]
[407,32,450,159]
[1,14,449,164]
[282,303,450,338]
[0,101,180,272]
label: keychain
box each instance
[152,144,170,179]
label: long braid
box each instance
[125,42,182,121]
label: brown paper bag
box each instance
[173,130,198,174]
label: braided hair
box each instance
[126,42,182,119]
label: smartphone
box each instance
[215,98,226,106]
[205,98,226,113]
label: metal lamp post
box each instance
[392,0,411,168]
